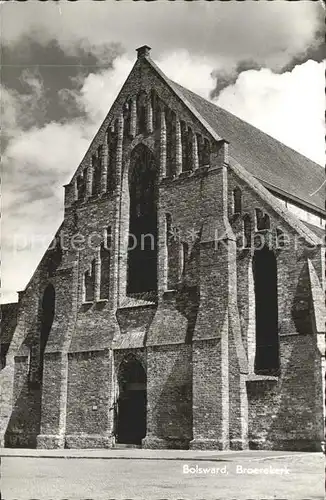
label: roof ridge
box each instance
[145,57,224,143]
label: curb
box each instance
[1,454,231,461]
[0,451,317,461]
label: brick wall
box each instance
[65,350,112,448]
[144,344,192,449]
[228,169,324,451]
[2,52,324,452]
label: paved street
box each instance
[1,450,324,500]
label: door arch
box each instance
[116,354,147,445]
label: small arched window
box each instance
[77,172,86,200]
[84,259,96,302]
[233,187,242,214]
[255,208,264,230]
[100,240,111,300]
[264,214,271,230]
[202,138,211,166]
[256,208,270,230]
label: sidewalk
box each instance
[0,447,321,461]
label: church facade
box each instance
[1,46,325,451]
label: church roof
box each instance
[302,221,325,239]
[167,79,325,216]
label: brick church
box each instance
[1,46,325,451]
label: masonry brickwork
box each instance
[1,46,324,451]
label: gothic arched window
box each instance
[181,121,190,172]
[166,109,175,177]
[127,144,158,293]
[123,99,132,138]
[137,91,147,135]
[99,226,112,299]
[256,208,270,230]
[77,172,86,200]
[151,90,159,130]
[107,122,117,192]
[84,259,96,302]
[253,246,279,375]
[92,153,101,196]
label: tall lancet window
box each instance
[253,246,279,375]
[137,91,147,135]
[127,144,158,293]
[77,172,86,200]
[100,226,112,300]
[233,187,242,214]
[108,122,117,192]
[92,150,101,195]
[84,259,96,302]
[166,109,175,178]
[123,99,132,138]
[151,90,159,130]
[181,122,190,172]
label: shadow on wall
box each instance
[247,262,322,451]
[5,377,42,448]
[175,285,200,344]
[154,347,193,447]
[291,261,313,335]
[5,284,56,448]
[0,303,18,370]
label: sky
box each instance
[1,1,325,304]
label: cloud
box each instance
[59,55,133,124]
[157,52,325,165]
[158,51,217,98]
[1,55,135,303]
[215,59,325,165]
[2,1,323,72]
[1,68,47,138]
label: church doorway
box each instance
[116,354,147,445]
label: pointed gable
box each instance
[66,46,324,217]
